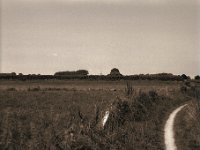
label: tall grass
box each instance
[0,84,188,149]
[125,82,133,97]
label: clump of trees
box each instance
[195,75,200,80]
[54,70,89,76]
[108,68,123,77]
[181,74,190,80]
[0,69,195,81]
[0,72,16,76]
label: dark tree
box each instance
[11,72,17,76]
[54,69,89,76]
[195,75,200,80]
[76,70,89,76]
[181,74,189,80]
[109,68,122,76]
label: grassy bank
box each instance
[175,84,200,150]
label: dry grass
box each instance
[0,80,190,149]
[175,85,200,150]
[175,101,200,150]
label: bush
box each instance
[6,88,16,91]
[195,75,200,80]
[125,82,133,96]
[28,86,41,91]
[180,85,187,93]
[129,90,160,121]
[105,90,161,124]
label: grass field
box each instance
[0,80,199,149]
[175,84,200,150]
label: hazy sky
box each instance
[1,0,200,76]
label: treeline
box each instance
[0,72,196,81]
[54,70,89,76]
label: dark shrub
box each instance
[180,86,187,93]
[125,82,133,96]
[130,91,160,121]
[6,88,17,91]
[195,75,200,80]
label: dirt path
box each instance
[164,104,188,150]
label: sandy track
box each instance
[164,104,187,150]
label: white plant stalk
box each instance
[102,111,110,127]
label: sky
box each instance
[1,0,200,76]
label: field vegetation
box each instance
[0,80,199,149]
[175,81,200,150]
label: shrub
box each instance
[6,88,16,91]
[125,82,133,96]
[28,86,41,91]
[180,85,187,93]
[129,90,160,121]
[185,81,191,87]
[195,75,200,80]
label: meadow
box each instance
[0,80,199,149]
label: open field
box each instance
[0,80,182,95]
[0,80,199,149]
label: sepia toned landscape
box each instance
[0,70,200,149]
[1,0,200,149]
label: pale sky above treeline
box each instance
[1,0,200,76]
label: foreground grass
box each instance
[175,85,200,150]
[0,81,190,149]
[175,101,200,150]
